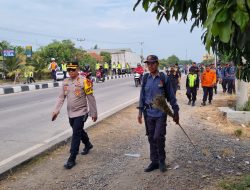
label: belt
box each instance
[144,103,153,110]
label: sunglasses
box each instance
[67,68,76,72]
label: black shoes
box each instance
[209,101,212,104]
[188,100,191,105]
[81,143,93,155]
[201,102,206,106]
[192,101,195,106]
[159,161,167,172]
[144,162,159,172]
[64,155,76,169]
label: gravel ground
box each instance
[0,84,249,190]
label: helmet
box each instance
[51,58,55,61]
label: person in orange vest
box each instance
[201,65,217,106]
[48,58,58,82]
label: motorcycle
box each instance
[96,70,105,83]
[134,73,141,87]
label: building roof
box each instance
[87,48,133,54]
[88,52,103,62]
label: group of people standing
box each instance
[111,62,131,75]
[184,62,236,107]
[48,58,68,81]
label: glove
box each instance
[173,113,179,124]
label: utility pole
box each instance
[76,38,86,60]
[140,42,144,64]
[77,38,86,49]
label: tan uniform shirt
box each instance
[53,75,97,118]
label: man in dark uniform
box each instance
[167,66,179,95]
[52,61,98,169]
[138,55,180,173]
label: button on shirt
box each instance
[139,72,179,117]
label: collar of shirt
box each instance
[148,71,160,79]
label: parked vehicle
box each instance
[55,71,69,81]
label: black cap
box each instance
[144,55,158,63]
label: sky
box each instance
[0,0,208,62]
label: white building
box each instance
[87,48,141,69]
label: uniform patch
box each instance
[63,85,69,95]
[74,86,81,97]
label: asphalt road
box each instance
[0,77,140,165]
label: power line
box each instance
[0,26,76,40]
[0,26,142,45]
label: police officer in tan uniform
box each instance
[52,61,98,169]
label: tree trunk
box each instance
[236,80,249,110]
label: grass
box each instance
[220,175,250,190]
[234,129,243,137]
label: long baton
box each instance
[176,122,198,151]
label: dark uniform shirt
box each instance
[139,72,179,117]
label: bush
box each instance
[240,99,250,111]
[220,175,250,190]
[234,129,243,137]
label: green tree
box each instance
[39,40,76,65]
[100,52,111,64]
[3,57,22,79]
[30,52,49,80]
[166,55,180,65]
[0,41,13,52]
[134,0,250,81]
[179,59,193,65]
[159,59,168,68]
[78,54,97,73]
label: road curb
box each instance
[0,74,133,95]
[0,97,138,178]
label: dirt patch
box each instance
[0,84,249,190]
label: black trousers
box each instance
[52,70,56,81]
[112,69,116,75]
[186,87,197,102]
[203,87,213,102]
[146,116,167,163]
[222,79,228,92]
[227,79,235,94]
[63,71,67,79]
[29,77,36,83]
[69,115,90,156]
[117,69,121,75]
